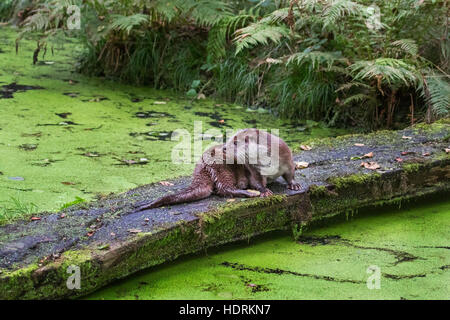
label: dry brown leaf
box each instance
[445,148,450,153]
[226,198,236,202]
[160,181,174,186]
[402,135,412,140]
[354,143,365,147]
[422,152,431,156]
[360,161,380,170]
[395,157,403,162]
[300,145,312,151]
[295,161,309,169]
[362,152,374,158]
[61,181,76,185]
[31,217,41,221]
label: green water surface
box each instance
[0,27,346,219]
[87,199,449,300]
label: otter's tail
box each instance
[135,184,213,212]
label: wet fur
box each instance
[135,145,259,211]
[224,128,301,194]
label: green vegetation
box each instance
[8,0,449,129]
[0,27,347,223]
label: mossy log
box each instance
[0,121,449,299]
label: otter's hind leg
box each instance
[245,164,273,197]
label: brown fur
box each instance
[135,144,259,211]
[223,128,301,195]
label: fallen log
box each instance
[0,121,449,299]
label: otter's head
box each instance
[202,144,226,166]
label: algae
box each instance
[85,199,450,300]
[0,27,348,221]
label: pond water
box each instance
[86,199,449,300]
[0,27,347,219]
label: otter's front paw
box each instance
[287,183,301,191]
[260,189,273,197]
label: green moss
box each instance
[86,200,450,300]
[402,163,421,173]
[327,172,381,190]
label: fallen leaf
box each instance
[300,145,312,151]
[445,148,450,153]
[197,93,206,100]
[402,135,412,140]
[354,143,365,147]
[61,181,76,185]
[160,181,174,186]
[247,189,261,196]
[110,232,116,237]
[218,119,225,124]
[422,152,431,156]
[401,151,414,156]
[31,217,41,221]
[128,229,142,234]
[60,213,65,219]
[87,231,95,237]
[295,161,309,169]
[144,218,150,222]
[97,244,110,250]
[153,101,167,105]
[360,161,380,170]
[362,152,374,159]
[246,283,257,287]
[395,157,403,162]
[226,199,236,202]
[350,156,362,160]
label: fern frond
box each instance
[287,50,347,70]
[391,39,418,56]
[322,0,365,29]
[109,14,149,34]
[349,58,419,87]
[234,22,290,54]
[419,72,450,117]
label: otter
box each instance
[135,144,262,211]
[223,128,301,196]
